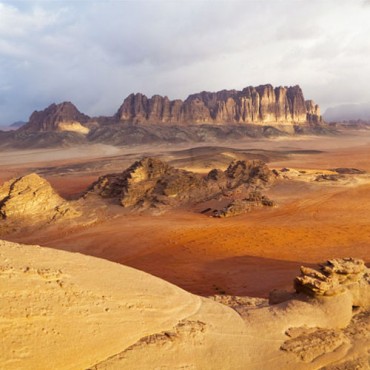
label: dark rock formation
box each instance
[87,157,276,212]
[21,102,90,132]
[213,191,275,218]
[315,174,345,182]
[116,85,322,125]
[330,168,366,175]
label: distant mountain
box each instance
[21,102,90,133]
[0,121,26,131]
[323,102,370,122]
[116,84,322,125]
[10,121,26,129]
[0,84,330,148]
[20,84,323,133]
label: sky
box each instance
[0,0,370,124]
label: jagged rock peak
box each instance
[22,102,90,132]
[89,157,206,208]
[116,84,322,125]
[0,173,79,222]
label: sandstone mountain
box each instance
[18,85,322,133]
[116,84,322,125]
[21,102,90,133]
[87,157,276,211]
[1,240,369,370]
[0,173,79,224]
[0,84,329,148]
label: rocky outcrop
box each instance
[116,85,322,125]
[213,191,275,218]
[276,258,370,367]
[21,102,90,132]
[0,173,79,223]
[294,258,370,308]
[88,157,276,211]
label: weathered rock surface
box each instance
[21,102,90,132]
[88,157,276,211]
[294,258,370,308]
[213,191,275,218]
[0,173,79,223]
[275,259,370,367]
[281,327,347,362]
[116,84,322,125]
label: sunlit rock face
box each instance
[0,173,80,222]
[116,84,322,125]
[22,102,90,132]
[294,258,370,309]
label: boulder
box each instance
[0,173,79,223]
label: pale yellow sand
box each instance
[1,240,367,370]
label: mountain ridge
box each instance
[20,84,322,132]
[115,84,322,125]
[0,84,330,148]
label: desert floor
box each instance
[1,130,370,297]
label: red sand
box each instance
[2,133,370,297]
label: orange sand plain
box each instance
[2,131,370,297]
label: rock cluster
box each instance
[88,157,276,211]
[116,85,322,125]
[0,173,79,223]
[294,258,370,307]
[213,191,275,218]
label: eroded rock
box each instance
[0,173,79,223]
[88,157,277,212]
[213,191,275,218]
[281,328,347,362]
[294,258,370,308]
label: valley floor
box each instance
[1,129,370,297]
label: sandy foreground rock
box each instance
[0,239,369,370]
[0,173,80,223]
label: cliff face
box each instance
[22,102,90,132]
[116,85,322,125]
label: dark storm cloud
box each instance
[0,0,369,124]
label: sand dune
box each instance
[1,239,369,370]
